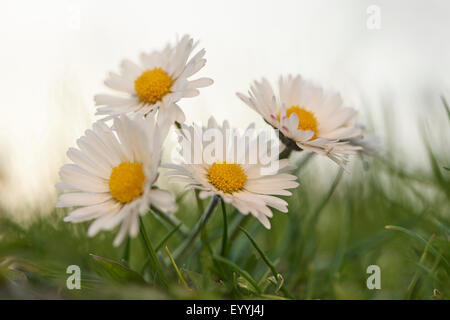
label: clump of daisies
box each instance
[55,35,374,288]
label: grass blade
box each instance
[239,227,293,298]
[155,223,182,252]
[139,216,168,286]
[212,255,261,294]
[239,227,277,276]
[90,254,145,284]
[405,234,435,299]
[165,246,189,290]
[441,95,450,120]
[150,206,189,237]
[385,225,448,267]
[220,198,228,256]
[173,195,220,260]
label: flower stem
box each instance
[220,198,228,256]
[122,236,131,265]
[277,130,301,159]
[139,216,168,287]
[173,195,220,260]
[150,206,189,237]
[279,146,293,159]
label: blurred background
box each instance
[0,0,449,214]
[0,0,449,300]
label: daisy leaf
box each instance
[90,254,145,284]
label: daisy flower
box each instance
[95,35,213,124]
[237,75,363,166]
[164,117,299,229]
[56,115,176,246]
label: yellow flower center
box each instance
[207,162,247,194]
[134,68,173,104]
[109,162,146,203]
[278,105,319,140]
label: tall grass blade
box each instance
[165,246,189,290]
[212,254,261,294]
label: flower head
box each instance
[165,117,299,229]
[237,75,363,166]
[56,115,177,246]
[95,35,213,124]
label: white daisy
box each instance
[56,115,177,246]
[237,75,363,166]
[95,35,213,124]
[164,117,299,229]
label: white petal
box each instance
[57,192,112,207]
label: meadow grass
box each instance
[0,104,448,300]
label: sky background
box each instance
[0,0,449,214]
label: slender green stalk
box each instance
[239,227,294,299]
[385,225,448,267]
[406,234,435,299]
[257,268,272,292]
[239,227,277,275]
[430,253,442,274]
[291,167,344,289]
[139,216,168,286]
[295,153,314,175]
[141,223,182,274]
[309,167,344,226]
[277,129,301,159]
[150,206,189,237]
[165,246,189,290]
[229,214,250,242]
[212,254,261,294]
[220,198,228,256]
[122,237,131,265]
[155,223,182,252]
[441,95,450,120]
[173,195,220,260]
[279,146,293,159]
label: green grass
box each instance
[0,103,449,300]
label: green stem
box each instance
[122,237,131,265]
[239,227,294,299]
[309,167,344,225]
[150,206,189,237]
[165,246,189,290]
[295,153,314,175]
[406,234,435,299]
[229,214,250,242]
[141,223,182,274]
[292,168,343,289]
[212,255,261,294]
[139,216,168,286]
[173,195,220,260]
[279,146,293,160]
[276,128,301,159]
[220,198,228,256]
